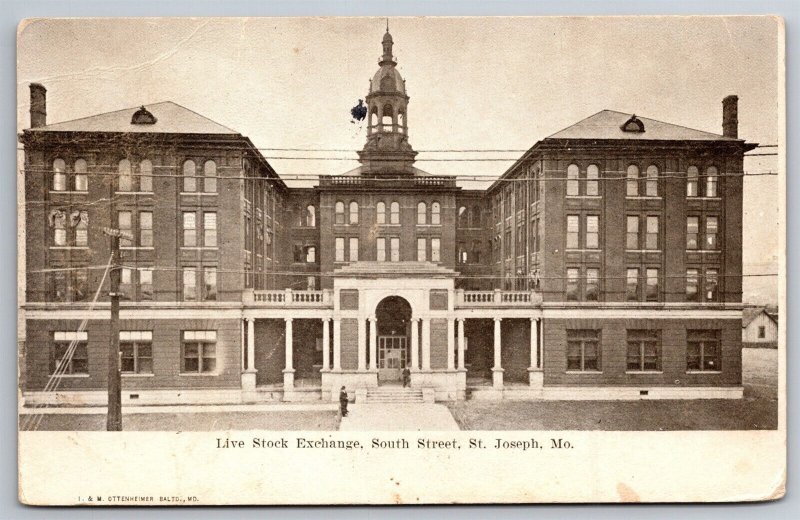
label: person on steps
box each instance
[339,386,349,417]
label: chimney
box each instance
[29,83,47,128]
[722,95,738,138]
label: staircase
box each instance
[364,387,425,404]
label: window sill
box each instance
[377,223,401,227]
[121,246,154,251]
[180,192,218,196]
[122,373,155,377]
[179,372,219,377]
[625,249,663,253]
[416,224,442,228]
[686,250,721,253]
[180,247,218,250]
[49,373,89,378]
[566,195,602,199]
[116,191,154,196]
[626,196,662,200]
[686,370,722,374]
[49,246,89,250]
[565,371,603,375]
[49,190,88,195]
[625,371,664,375]
[687,197,722,201]
[565,248,602,252]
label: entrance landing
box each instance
[339,403,460,431]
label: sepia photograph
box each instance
[16,15,785,504]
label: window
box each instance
[293,243,304,263]
[51,331,88,375]
[585,268,599,301]
[120,331,153,374]
[686,269,699,301]
[626,268,639,301]
[203,160,217,193]
[626,216,639,249]
[182,212,196,247]
[139,211,153,247]
[390,237,400,262]
[645,165,659,196]
[335,201,345,225]
[586,164,599,196]
[471,240,481,263]
[183,160,196,192]
[376,202,386,224]
[626,165,640,196]
[305,246,316,263]
[182,330,217,373]
[204,212,217,247]
[705,268,719,301]
[377,238,386,261]
[417,238,426,262]
[566,215,579,249]
[705,217,718,250]
[472,205,483,227]
[758,326,766,339]
[566,329,600,371]
[645,216,659,250]
[431,238,441,262]
[646,268,659,301]
[335,238,345,262]
[50,271,67,302]
[74,211,88,247]
[687,217,699,249]
[566,164,579,196]
[118,159,132,192]
[51,270,88,302]
[706,166,719,197]
[458,242,467,264]
[183,267,197,301]
[687,330,720,371]
[585,216,599,249]
[458,206,468,228]
[431,202,441,225]
[417,202,427,224]
[74,159,88,191]
[52,210,67,245]
[349,237,359,262]
[139,160,153,192]
[687,166,699,197]
[349,201,359,224]
[305,205,316,227]
[72,269,88,302]
[626,330,661,371]
[203,267,217,301]
[390,202,400,224]
[566,268,579,301]
[52,158,66,191]
[118,211,133,247]
[139,268,153,301]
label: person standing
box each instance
[402,366,411,388]
[339,386,349,417]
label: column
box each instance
[528,318,543,388]
[492,317,504,388]
[247,318,256,371]
[421,318,431,370]
[410,318,420,370]
[283,318,295,391]
[457,318,465,370]
[368,316,377,371]
[332,318,341,371]
[321,318,330,371]
[357,317,367,371]
[446,317,455,370]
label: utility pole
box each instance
[103,227,132,431]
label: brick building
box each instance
[20,29,756,405]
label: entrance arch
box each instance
[374,296,412,384]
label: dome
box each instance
[370,66,405,94]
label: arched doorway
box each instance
[375,296,412,384]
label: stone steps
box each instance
[364,388,425,404]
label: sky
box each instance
[16,16,783,304]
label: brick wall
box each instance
[429,318,448,369]
[340,318,358,370]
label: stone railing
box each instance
[320,175,456,189]
[456,289,542,307]
[244,289,332,306]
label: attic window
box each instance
[621,115,645,133]
[131,106,157,125]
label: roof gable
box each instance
[742,308,777,328]
[28,101,238,135]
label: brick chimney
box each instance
[722,95,738,139]
[29,83,47,128]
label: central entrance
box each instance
[375,296,412,383]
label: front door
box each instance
[378,336,407,382]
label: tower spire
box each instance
[381,22,395,65]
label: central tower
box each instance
[358,27,418,174]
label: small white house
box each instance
[742,308,778,347]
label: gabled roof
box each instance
[743,307,778,328]
[27,101,239,135]
[546,110,740,142]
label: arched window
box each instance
[458,206,468,228]
[646,165,659,197]
[305,246,316,263]
[472,205,482,228]
[52,158,66,191]
[586,164,599,196]
[626,164,640,197]
[183,160,196,192]
[390,202,400,224]
[305,205,316,227]
[203,160,217,193]
[74,159,88,191]
[431,202,441,225]
[335,201,345,224]
[293,205,303,227]
[566,164,580,196]
[417,202,427,224]
[376,201,386,224]
[349,201,359,224]
[706,166,719,197]
[118,159,132,192]
[686,166,699,197]
[139,159,152,192]
[398,112,405,133]
[370,109,378,131]
[382,103,393,131]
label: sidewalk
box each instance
[19,403,338,415]
[339,403,460,431]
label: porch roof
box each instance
[333,261,457,278]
